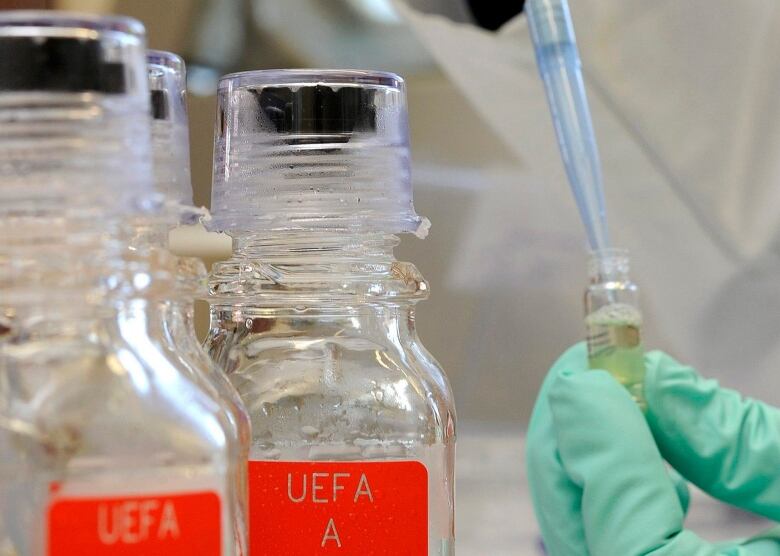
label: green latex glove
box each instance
[526,343,780,555]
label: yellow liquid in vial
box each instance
[586,304,646,411]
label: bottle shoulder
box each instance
[163,317,251,443]
[204,322,455,450]
[109,329,235,449]
[405,337,457,422]
[2,332,232,468]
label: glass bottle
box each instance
[146,50,251,554]
[0,13,239,555]
[204,70,456,555]
[584,248,646,410]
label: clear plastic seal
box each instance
[209,69,428,236]
[147,50,193,208]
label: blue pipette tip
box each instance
[527,0,611,252]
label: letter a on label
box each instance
[353,473,373,503]
[321,518,342,548]
[157,501,180,540]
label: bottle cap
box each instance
[147,50,193,208]
[0,11,145,94]
[0,12,153,221]
[209,69,427,236]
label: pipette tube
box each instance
[527,0,610,252]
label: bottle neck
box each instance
[125,204,205,251]
[588,249,631,284]
[0,218,123,311]
[127,219,171,250]
[209,231,428,307]
[232,232,396,259]
[0,235,183,312]
[584,249,640,319]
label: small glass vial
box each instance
[584,248,646,410]
[204,70,456,555]
[0,14,239,555]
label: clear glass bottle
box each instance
[0,13,238,555]
[204,70,456,555]
[584,248,646,410]
[146,50,251,555]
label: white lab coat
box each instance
[393,1,780,421]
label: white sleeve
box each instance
[398,0,474,23]
[394,0,780,409]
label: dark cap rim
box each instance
[218,69,404,92]
[0,10,144,38]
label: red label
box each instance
[47,491,222,556]
[249,460,428,555]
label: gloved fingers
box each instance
[668,465,691,516]
[529,346,773,555]
[741,535,780,556]
[731,526,780,555]
[644,351,780,520]
[526,343,692,552]
[526,344,589,555]
[549,368,689,556]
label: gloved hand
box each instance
[526,342,780,555]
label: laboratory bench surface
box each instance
[456,424,773,555]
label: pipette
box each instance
[527,2,649,407]
[526,0,610,252]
